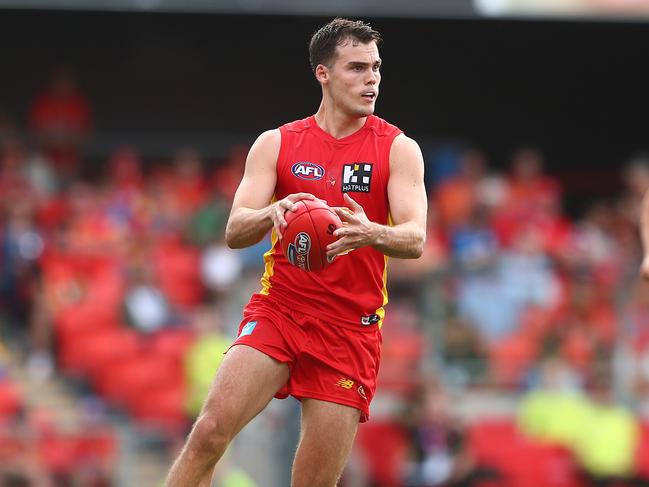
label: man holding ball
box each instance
[166,18,427,487]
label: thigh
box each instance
[287,323,382,422]
[291,398,361,487]
[200,344,290,436]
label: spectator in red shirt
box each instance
[28,68,92,176]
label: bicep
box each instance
[230,129,280,212]
[387,134,427,228]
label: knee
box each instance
[187,413,233,459]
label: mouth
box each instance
[361,91,376,101]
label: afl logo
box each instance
[287,232,311,271]
[292,162,325,181]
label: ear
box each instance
[315,64,329,85]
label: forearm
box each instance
[371,221,425,259]
[642,192,649,257]
[225,206,274,249]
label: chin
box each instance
[354,106,374,117]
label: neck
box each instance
[314,100,368,140]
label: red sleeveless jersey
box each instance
[248,114,402,330]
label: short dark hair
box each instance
[308,18,382,72]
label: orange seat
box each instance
[38,433,78,473]
[355,420,409,487]
[468,418,519,467]
[95,354,181,407]
[467,418,584,487]
[0,381,23,418]
[76,428,118,467]
[55,306,121,374]
[129,384,188,433]
[489,334,538,386]
[149,328,196,364]
[0,432,28,461]
[636,421,649,478]
[82,328,142,380]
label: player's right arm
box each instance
[640,189,649,279]
[225,129,317,249]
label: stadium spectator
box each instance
[574,378,640,486]
[28,68,92,177]
[457,222,560,343]
[404,380,500,487]
[0,169,44,346]
[434,149,488,230]
[183,305,231,417]
[123,260,172,334]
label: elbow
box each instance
[410,231,426,259]
[224,224,240,249]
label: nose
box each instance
[366,70,378,85]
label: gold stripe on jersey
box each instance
[260,197,279,296]
[260,228,279,295]
[376,213,393,328]
[376,255,389,329]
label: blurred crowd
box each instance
[1,69,649,486]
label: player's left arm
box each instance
[326,134,427,259]
[640,188,649,280]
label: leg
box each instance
[291,399,361,487]
[165,345,289,487]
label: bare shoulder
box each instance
[244,128,282,174]
[254,128,281,147]
[390,133,424,168]
[249,128,281,156]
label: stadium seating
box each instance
[355,420,409,487]
[467,418,585,487]
[0,381,23,419]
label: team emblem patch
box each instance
[292,162,325,181]
[342,163,373,193]
[239,321,257,337]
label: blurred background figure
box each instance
[28,68,92,180]
[404,380,501,487]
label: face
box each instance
[318,39,381,118]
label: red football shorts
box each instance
[228,296,382,422]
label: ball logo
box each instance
[292,162,325,181]
[287,232,312,271]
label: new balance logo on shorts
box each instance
[239,321,257,337]
[335,378,354,389]
[342,163,373,193]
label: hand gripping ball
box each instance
[281,199,343,272]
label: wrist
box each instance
[372,222,387,247]
[265,202,277,225]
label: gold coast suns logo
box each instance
[335,378,354,389]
